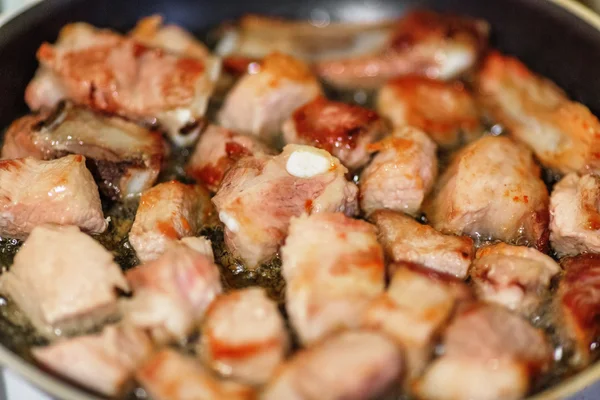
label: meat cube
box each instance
[0,155,106,239]
[556,254,600,366]
[282,97,387,169]
[471,243,560,316]
[136,349,255,400]
[359,126,437,216]
[262,330,403,400]
[377,76,482,148]
[370,210,473,278]
[217,52,321,143]
[363,262,472,381]
[281,213,384,345]
[0,225,128,336]
[550,173,600,256]
[477,51,600,175]
[2,101,165,199]
[424,135,550,251]
[33,324,152,396]
[199,288,288,385]
[415,304,552,400]
[186,125,273,192]
[25,23,220,147]
[129,181,213,263]
[315,11,489,90]
[178,236,214,261]
[122,242,222,343]
[212,144,358,269]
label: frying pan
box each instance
[0,0,598,399]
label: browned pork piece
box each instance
[33,324,152,397]
[25,22,220,146]
[477,51,600,175]
[377,76,482,148]
[470,243,560,316]
[212,144,358,269]
[199,287,288,385]
[217,52,321,143]
[550,173,600,256]
[186,125,273,192]
[0,155,106,239]
[556,254,600,367]
[282,97,387,169]
[315,10,489,90]
[129,181,213,263]
[0,225,128,337]
[359,126,437,216]
[136,349,255,400]
[262,330,403,400]
[415,304,552,400]
[122,242,222,343]
[363,262,472,381]
[2,102,164,199]
[424,135,550,251]
[281,213,384,345]
[371,210,473,278]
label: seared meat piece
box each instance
[363,262,471,381]
[33,324,152,396]
[122,242,222,343]
[315,11,489,89]
[471,243,560,316]
[377,76,482,148]
[186,125,273,192]
[212,144,358,269]
[262,330,403,400]
[415,304,551,400]
[550,173,600,256]
[424,136,550,251]
[199,287,288,385]
[2,102,164,199]
[359,126,437,216]
[371,210,473,278]
[281,213,384,345]
[217,52,321,143]
[25,23,220,147]
[477,51,600,175]
[0,155,106,239]
[282,97,387,169]
[0,225,128,336]
[136,349,255,400]
[129,181,213,263]
[556,254,600,366]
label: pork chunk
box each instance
[0,225,128,336]
[262,330,402,400]
[424,135,550,251]
[186,125,273,192]
[471,243,560,316]
[212,144,358,269]
[282,97,387,169]
[136,350,255,400]
[129,181,213,263]
[2,102,164,199]
[33,324,152,396]
[550,173,600,256]
[199,288,288,385]
[477,51,600,175]
[360,126,437,216]
[370,210,473,278]
[0,155,106,239]
[217,52,321,143]
[377,76,482,148]
[25,23,220,146]
[281,213,384,345]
